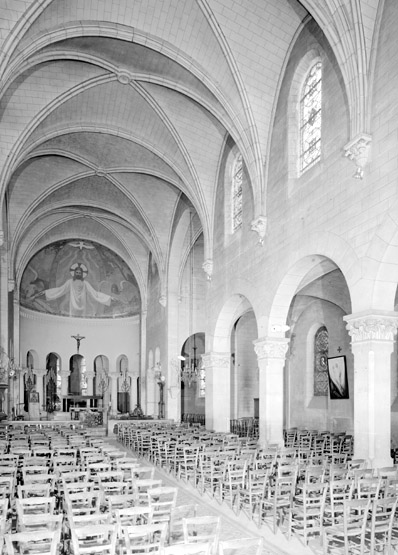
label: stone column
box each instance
[34,368,47,413]
[202,352,231,433]
[344,311,398,468]
[253,336,289,447]
[128,372,137,412]
[109,373,118,414]
[60,368,70,411]
[140,310,147,412]
[85,370,95,396]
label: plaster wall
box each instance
[288,299,353,433]
[20,309,140,374]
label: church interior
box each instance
[0,0,398,474]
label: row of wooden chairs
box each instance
[0,424,265,555]
[118,422,398,554]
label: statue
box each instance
[30,389,39,403]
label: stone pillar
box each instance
[146,369,156,417]
[140,311,147,412]
[253,336,289,447]
[34,368,47,413]
[109,373,118,414]
[60,369,70,398]
[202,352,230,433]
[85,370,95,396]
[344,311,398,468]
[128,372,137,412]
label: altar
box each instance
[62,395,102,413]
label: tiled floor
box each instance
[107,434,322,555]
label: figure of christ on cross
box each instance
[72,334,85,353]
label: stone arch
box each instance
[212,293,255,354]
[266,232,358,336]
[365,210,398,312]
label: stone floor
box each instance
[107,434,323,555]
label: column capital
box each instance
[344,311,398,343]
[253,336,289,359]
[202,352,230,369]
[34,368,47,377]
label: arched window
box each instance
[314,326,328,396]
[300,62,322,173]
[231,153,243,232]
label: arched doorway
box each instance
[180,332,205,423]
[46,353,60,413]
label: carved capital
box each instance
[202,259,213,281]
[159,295,167,307]
[202,352,230,369]
[8,279,15,292]
[251,215,267,245]
[344,133,372,179]
[344,312,398,343]
[0,231,4,247]
[253,336,289,359]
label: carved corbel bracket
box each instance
[251,215,267,245]
[343,133,372,179]
[202,259,213,281]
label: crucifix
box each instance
[71,334,85,354]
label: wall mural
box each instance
[20,240,140,319]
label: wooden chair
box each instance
[221,459,248,512]
[147,486,178,533]
[131,466,156,480]
[218,537,264,555]
[4,528,61,555]
[178,444,201,484]
[262,476,296,534]
[100,480,130,497]
[64,490,103,517]
[161,543,212,554]
[324,479,355,526]
[107,493,138,513]
[17,512,63,533]
[365,496,397,554]
[323,498,371,555]
[288,481,328,545]
[15,496,56,520]
[122,522,168,554]
[114,506,154,527]
[0,497,11,535]
[182,516,221,555]
[237,468,269,527]
[169,503,198,544]
[70,523,118,555]
[17,483,51,498]
[133,479,163,505]
[356,477,382,500]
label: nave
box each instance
[0,422,300,555]
[1,419,397,554]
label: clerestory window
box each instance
[300,62,322,173]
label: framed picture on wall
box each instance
[327,355,349,399]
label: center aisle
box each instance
[107,433,319,555]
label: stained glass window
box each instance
[314,326,328,396]
[300,62,322,172]
[232,153,243,232]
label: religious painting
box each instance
[327,355,349,399]
[20,240,141,319]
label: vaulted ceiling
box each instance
[0,0,381,303]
